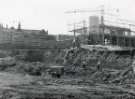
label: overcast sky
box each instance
[0,0,134,34]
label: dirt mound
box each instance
[0,48,134,99]
[63,48,132,70]
[61,48,134,84]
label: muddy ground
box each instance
[0,48,135,99]
[0,71,135,99]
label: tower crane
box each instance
[65,5,119,45]
[65,7,104,44]
[65,5,119,27]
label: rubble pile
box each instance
[62,48,134,84]
[63,48,131,69]
[0,48,134,99]
[0,48,133,84]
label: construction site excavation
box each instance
[0,4,135,99]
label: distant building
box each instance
[0,24,55,46]
[89,16,100,34]
[56,34,74,41]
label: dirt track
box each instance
[0,72,134,99]
[0,72,33,87]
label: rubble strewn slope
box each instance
[0,48,135,99]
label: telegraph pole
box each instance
[65,10,78,46]
[82,20,86,35]
[73,23,76,43]
[100,5,105,45]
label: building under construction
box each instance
[88,16,135,48]
[70,9,135,51]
